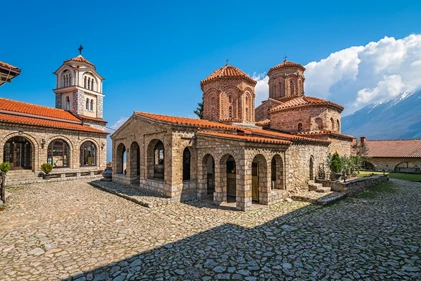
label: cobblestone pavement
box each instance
[0,179,420,280]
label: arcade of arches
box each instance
[111,112,332,211]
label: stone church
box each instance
[0,55,107,184]
[111,59,353,211]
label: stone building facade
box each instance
[0,56,107,184]
[112,60,351,211]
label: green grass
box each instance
[354,181,397,199]
[388,172,421,182]
[357,171,421,182]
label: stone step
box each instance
[315,192,347,205]
[308,181,322,191]
[316,186,332,193]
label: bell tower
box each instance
[53,46,105,120]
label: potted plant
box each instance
[41,163,53,180]
[0,162,10,175]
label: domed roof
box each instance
[268,60,305,75]
[201,64,256,88]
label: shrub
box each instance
[41,163,53,174]
[0,162,11,174]
[329,152,343,173]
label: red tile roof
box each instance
[79,115,107,123]
[0,113,106,134]
[298,130,354,140]
[268,60,306,75]
[255,119,270,127]
[65,55,95,69]
[0,98,81,122]
[199,131,291,145]
[201,64,256,88]
[247,127,331,144]
[135,111,330,144]
[135,112,242,130]
[269,96,344,113]
[364,139,421,158]
[0,61,19,70]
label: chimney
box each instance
[360,136,366,144]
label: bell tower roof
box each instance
[201,63,256,89]
[268,60,305,76]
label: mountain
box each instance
[342,90,421,139]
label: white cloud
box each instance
[252,73,269,106]
[253,34,421,115]
[107,116,129,133]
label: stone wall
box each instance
[0,122,107,174]
[329,175,389,196]
[364,157,421,172]
[285,142,330,193]
[255,99,278,122]
[270,106,341,133]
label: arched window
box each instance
[229,106,232,118]
[84,76,87,88]
[91,80,94,91]
[88,78,91,90]
[183,147,191,181]
[211,108,215,120]
[80,141,96,166]
[86,98,89,110]
[315,118,323,130]
[47,139,70,168]
[331,118,335,130]
[290,80,295,96]
[298,123,303,132]
[279,82,282,97]
[90,99,94,111]
[337,120,340,132]
[65,96,70,110]
[228,95,232,103]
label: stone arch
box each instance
[251,154,267,203]
[271,154,284,190]
[60,67,74,88]
[129,141,140,179]
[116,143,126,174]
[202,153,215,195]
[330,118,335,131]
[83,72,98,91]
[394,161,420,173]
[80,140,97,167]
[309,155,315,180]
[47,138,71,168]
[182,147,191,181]
[1,132,38,172]
[362,161,375,171]
[147,139,165,180]
[220,154,236,202]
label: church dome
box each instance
[268,60,305,76]
[201,64,256,88]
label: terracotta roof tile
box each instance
[0,61,19,70]
[0,98,81,122]
[255,119,270,127]
[65,55,95,69]
[298,130,354,140]
[199,131,291,145]
[0,113,106,134]
[268,60,306,75]
[247,127,331,144]
[135,112,242,130]
[364,139,421,158]
[269,96,344,113]
[201,64,256,87]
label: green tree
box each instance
[329,152,343,173]
[194,101,204,119]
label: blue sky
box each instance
[2,1,421,160]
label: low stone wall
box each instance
[329,175,389,196]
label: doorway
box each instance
[3,136,32,170]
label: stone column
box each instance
[236,159,251,211]
[213,162,226,205]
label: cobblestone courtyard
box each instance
[0,179,420,281]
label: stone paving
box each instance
[0,179,420,280]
